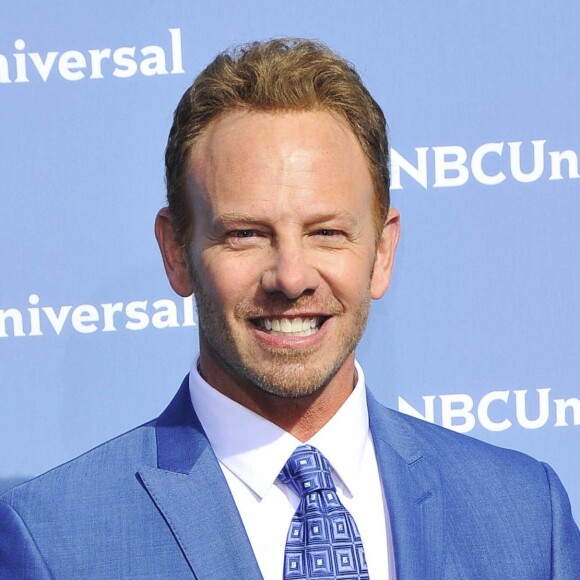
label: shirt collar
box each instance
[308,361,369,498]
[189,359,369,500]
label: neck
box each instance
[197,348,357,442]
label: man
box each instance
[1,38,578,579]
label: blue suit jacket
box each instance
[1,377,579,579]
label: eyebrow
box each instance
[211,210,358,231]
[209,213,268,234]
[306,209,358,227]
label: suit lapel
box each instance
[367,391,445,580]
[138,377,262,580]
[138,379,445,578]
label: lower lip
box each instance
[250,318,331,349]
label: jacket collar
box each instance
[367,390,445,579]
[140,377,444,579]
[138,376,263,579]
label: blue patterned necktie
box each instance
[279,445,369,579]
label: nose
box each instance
[261,241,320,299]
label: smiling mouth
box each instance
[251,316,327,337]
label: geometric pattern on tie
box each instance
[279,445,369,579]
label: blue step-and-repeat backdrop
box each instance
[1,1,579,521]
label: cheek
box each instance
[318,253,374,300]
[199,254,260,304]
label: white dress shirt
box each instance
[189,359,395,579]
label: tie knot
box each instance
[279,445,336,497]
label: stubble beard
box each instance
[189,261,371,399]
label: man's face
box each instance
[181,110,397,402]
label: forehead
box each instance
[185,109,374,215]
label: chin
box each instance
[236,359,344,400]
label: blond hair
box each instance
[165,38,390,241]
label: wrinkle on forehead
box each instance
[185,110,375,231]
[187,110,366,191]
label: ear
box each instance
[370,207,400,299]
[154,208,194,297]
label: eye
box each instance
[309,228,349,247]
[225,229,267,248]
[229,230,256,238]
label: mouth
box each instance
[250,316,328,337]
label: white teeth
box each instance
[257,316,322,336]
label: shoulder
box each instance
[370,396,580,573]
[369,397,551,496]
[0,419,157,512]
[0,413,201,578]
